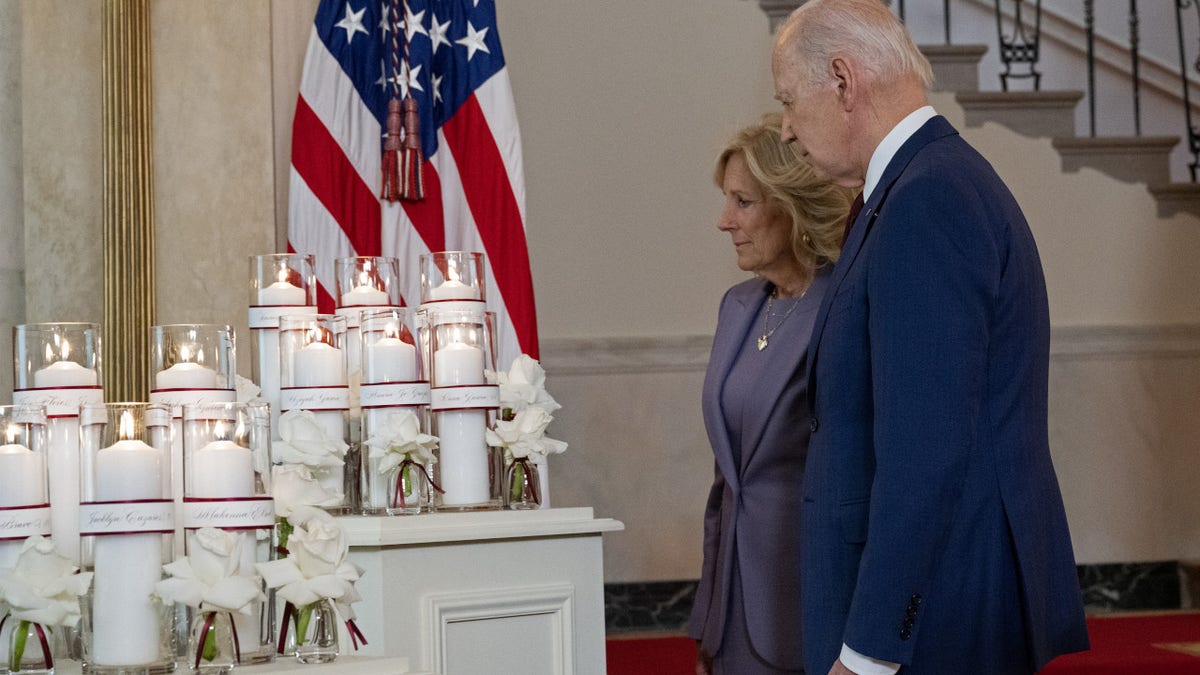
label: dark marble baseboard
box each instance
[606,561,1190,633]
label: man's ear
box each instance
[831,57,856,112]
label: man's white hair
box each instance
[778,0,933,91]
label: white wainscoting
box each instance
[539,325,1200,582]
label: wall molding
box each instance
[540,324,1200,376]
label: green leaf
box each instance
[10,620,29,671]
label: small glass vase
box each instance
[3,617,54,675]
[387,459,434,515]
[187,611,237,675]
[504,457,541,510]
[289,600,338,664]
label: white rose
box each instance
[272,464,341,518]
[364,409,439,473]
[0,536,92,627]
[486,407,568,459]
[273,409,348,469]
[290,518,347,578]
[154,528,263,614]
[497,354,560,414]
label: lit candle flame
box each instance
[6,424,19,444]
[277,266,289,284]
[214,419,226,440]
[384,322,399,339]
[179,345,192,363]
[118,410,136,440]
[60,339,71,361]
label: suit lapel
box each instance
[806,116,961,411]
[703,279,768,492]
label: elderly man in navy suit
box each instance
[771,1,1090,673]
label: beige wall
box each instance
[0,1,23,396]
[7,0,1200,582]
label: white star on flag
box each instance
[377,2,391,35]
[429,14,452,54]
[403,6,427,42]
[392,62,423,98]
[455,21,490,61]
[335,2,368,44]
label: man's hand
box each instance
[695,642,714,675]
[828,658,858,675]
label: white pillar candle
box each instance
[340,285,389,307]
[154,362,219,390]
[293,341,347,388]
[155,361,221,557]
[364,337,417,383]
[290,341,347,495]
[92,438,165,666]
[433,342,489,505]
[426,279,481,301]
[257,280,307,438]
[32,362,99,564]
[259,281,306,306]
[33,360,99,388]
[189,440,254,498]
[189,439,260,653]
[0,444,47,569]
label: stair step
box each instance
[1051,136,1179,185]
[1147,182,1200,218]
[956,90,1084,139]
[921,44,988,93]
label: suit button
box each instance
[900,628,912,641]
[809,417,818,432]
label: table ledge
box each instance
[337,506,625,547]
[55,655,430,675]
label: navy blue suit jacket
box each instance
[802,116,1088,673]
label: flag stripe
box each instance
[291,96,381,259]
[442,94,538,357]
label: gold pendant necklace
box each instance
[758,287,806,351]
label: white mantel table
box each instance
[338,507,624,675]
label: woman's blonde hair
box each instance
[715,113,853,270]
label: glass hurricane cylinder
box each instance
[427,308,500,510]
[334,256,402,394]
[279,315,352,513]
[419,251,487,307]
[12,322,103,565]
[358,309,432,514]
[284,598,338,664]
[249,254,317,439]
[182,401,275,666]
[79,403,174,674]
[149,324,236,559]
[0,405,49,570]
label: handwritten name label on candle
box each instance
[280,386,350,411]
[79,501,175,535]
[430,385,500,411]
[360,382,432,408]
[335,305,402,329]
[0,505,51,540]
[149,389,237,416]
[247,305,318,329]
[182,498,276,529]
[13,388,105,418]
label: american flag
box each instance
[288,0,538,366]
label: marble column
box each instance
[0,2,24,399]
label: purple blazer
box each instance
[687,269,829,670]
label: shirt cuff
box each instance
[839,643,901,675]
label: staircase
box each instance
[925,44,1200,219]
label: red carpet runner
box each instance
[605,612,1200,674]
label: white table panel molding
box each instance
[340,507,624,675]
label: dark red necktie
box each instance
[842,192,865,248]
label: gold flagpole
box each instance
[102,0,156,402]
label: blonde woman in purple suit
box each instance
[689,114,852,675]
